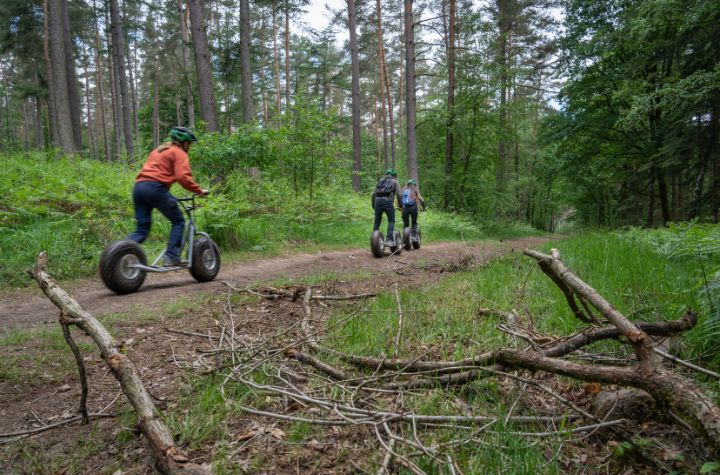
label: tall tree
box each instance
[47,0,76,154]
[109,0,134,156]
[443,0,457,207]
[348,0,361,190]
[404,0,418,180]
[177,0,195,128]
[240,0,253,123]
[188,0,219,131]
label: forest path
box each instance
[1,237,551,330]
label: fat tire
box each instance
[390,230,403,255]
[370,231,384,258]
[413,226,422,249]
[99,240,147,294]
[403,227,412,251]
[189,237,221,282]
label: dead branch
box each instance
[0,414,115,439]
[524,248,720,448]
[60,312,89,424]
[27,252,211,475]
[393,284,404,357]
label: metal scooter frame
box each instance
[129,194,210,273]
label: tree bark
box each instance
[43,0,59,147]
[47,0,76,154]
[61,0,83,151]
[93,0,111,162]
[404,0,418,180]
[376,0,389,169]
[109,0,134,156]
[240,0,253,123]
[27,254,211,475]
[495,0,510,194]
[105,7,123,159]
[284,1,291,109]
[272,1,281,125]
[177,0,195,128]
[443,0,456,207]
[188,0,218,131]
[348,0,362,191]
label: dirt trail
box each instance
[1,237,550,330]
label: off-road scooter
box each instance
[370,228,403,258]
[99,194,220,294]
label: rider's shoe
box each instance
[385,238,395,246]
[163,257,188,267]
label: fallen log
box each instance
[27,253,211,475]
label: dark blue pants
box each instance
[373,198,395,240]
[127,181,185,260]
[402,204,418,233]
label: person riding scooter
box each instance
[371,169,403,246]
[126,126,208,267]
[400,179,426,240]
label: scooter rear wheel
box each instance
[190,237,221,282]
[402,227,412,251]
[99,240,147,294]
[412,226,422,249]
[370,230,384,258]
[390,229,403,255]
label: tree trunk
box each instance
[153,62,160,148]
[61,0,83,151]
[47,0,76,154]
[284,1,291,109]
[239,0,253,123]
[33,71,45,149]
[404,0,418,180]
[105,7,122,159]
[495,0,510,194]
[443,0,456,207]
[376,0,389,169]
[109,0,134,156]
[188,0,218,131]
[272,1,281,125]
[83,51,97,160]
[177,0,195,128]
[657,171,671,225]
[43,0,58,147]
[348,0,362,191]
[92,0,111,161]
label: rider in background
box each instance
[127,126,208,266]
[400,179,426,239]
[371,168,403,246]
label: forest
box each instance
[1,0,720,473]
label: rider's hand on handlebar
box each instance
[200,189,210,196]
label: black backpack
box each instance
[375,176,395,197]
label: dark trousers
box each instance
[127,181,185,260]
[373,198,395,240]
[402,204,418,233]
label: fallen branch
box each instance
[27,252,211,475]
[60,312,89,424]
[0,413,115,439]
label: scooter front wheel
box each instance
[370,230,384,258]
[99,240,147,294]
[190,237,221,282]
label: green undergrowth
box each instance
[1,152,539,288]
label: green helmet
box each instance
[385,168,397,177]
[407,179,417,185]
[170,126,198,143]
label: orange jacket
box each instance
[135,144,203,194]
